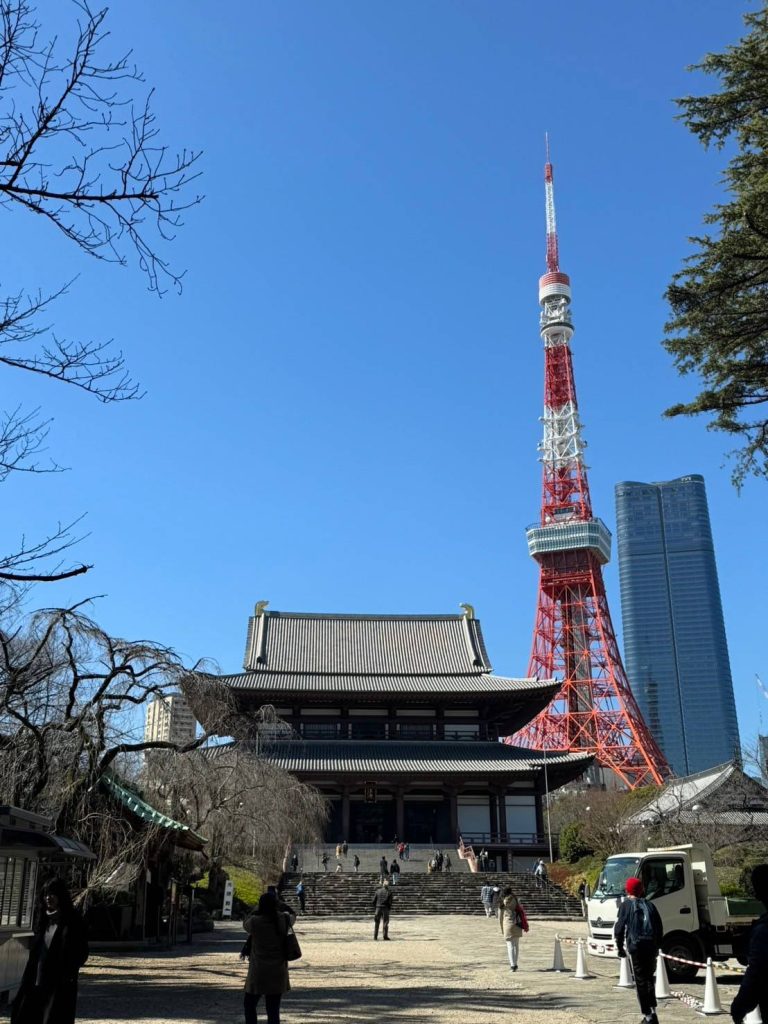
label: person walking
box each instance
[335,858,343,873]
[578,880,589,917]
[341,840,348,856]
[480,882,494,918]
[353,853,360,873]
[379,856,389,884]
[321,852,329,871]
[499,887,529,971]
[389,860,400,886]
[241,892,296,1024]
[533,859,548,889]
[614,877,663,1024]
[731,864,768,1024]
[404,842,410,860]
[444,853,452,873]
[295,880,306,915]
[372,880,393,940]
[290,852,299,873]
[335,843,342,859]
[11,878,89,1024]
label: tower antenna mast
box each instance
[544,133,559,273]
[508,140,669,789]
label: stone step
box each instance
[281,871,582,918]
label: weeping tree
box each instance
[0,0,201,584]
[0,606,326,891]
[146,741,327,885]
[664,5,768,488]
[0,605,231,892]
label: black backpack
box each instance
[630,899,656,943]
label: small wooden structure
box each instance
[88,776,207,945]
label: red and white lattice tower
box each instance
[509,143,669,788]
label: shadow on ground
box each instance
[77,968,582,1024]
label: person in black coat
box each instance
[11,878,89,1024]
[614,877,663,1024]
[731,864,768,1024]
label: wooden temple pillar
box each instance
[496,787,508,870]
[489,791,499,838]
[341,787,351,840]
[395,787,405,839]
[446,785,459,841]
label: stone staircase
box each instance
[279,870,581,918]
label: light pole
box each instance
[543,747,554,863]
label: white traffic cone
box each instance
[744,1007,762,1024]
[616,953,635,988]
[654,952,671,1000]
[701,957,723,1015]
[574,938,592,980]
[549,934,567,972]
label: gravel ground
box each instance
[72,916,744,1024]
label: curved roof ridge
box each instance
[265,611,471,621]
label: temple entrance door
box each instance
[349,800,396,843]
[404,799,451,844]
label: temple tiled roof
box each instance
[624,761,768,825]
[243,610,491,674]
[219,671,558,697]
[261,739,593,780]
[102,775,207,851]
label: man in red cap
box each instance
[614,876,664,1024]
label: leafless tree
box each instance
[0,1,202,584]
[0,606,326,890]
[146,743,327,884]
[0,604,231,831]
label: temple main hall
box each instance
[217,603,591,868]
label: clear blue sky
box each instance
[4,1,766,753]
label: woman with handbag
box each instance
[499,887,529,972]
[243,892,297,1024]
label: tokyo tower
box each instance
[510,143,670,788]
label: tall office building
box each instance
[615,475,740,775]
[759,734,768,783]
[144,692,197,745]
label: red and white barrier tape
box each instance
[661,952,746,975]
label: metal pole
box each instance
[543,747,554,863]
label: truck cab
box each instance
[586,843,758,981]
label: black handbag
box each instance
[284,922,302,961]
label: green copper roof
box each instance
[102,776,207,849]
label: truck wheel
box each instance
[662,934,702,982]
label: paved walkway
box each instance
[75,916,743,1024]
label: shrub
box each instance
[560,822,593,863]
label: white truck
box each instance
[586,843,762,980]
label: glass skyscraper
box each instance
[615,475,740,775]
